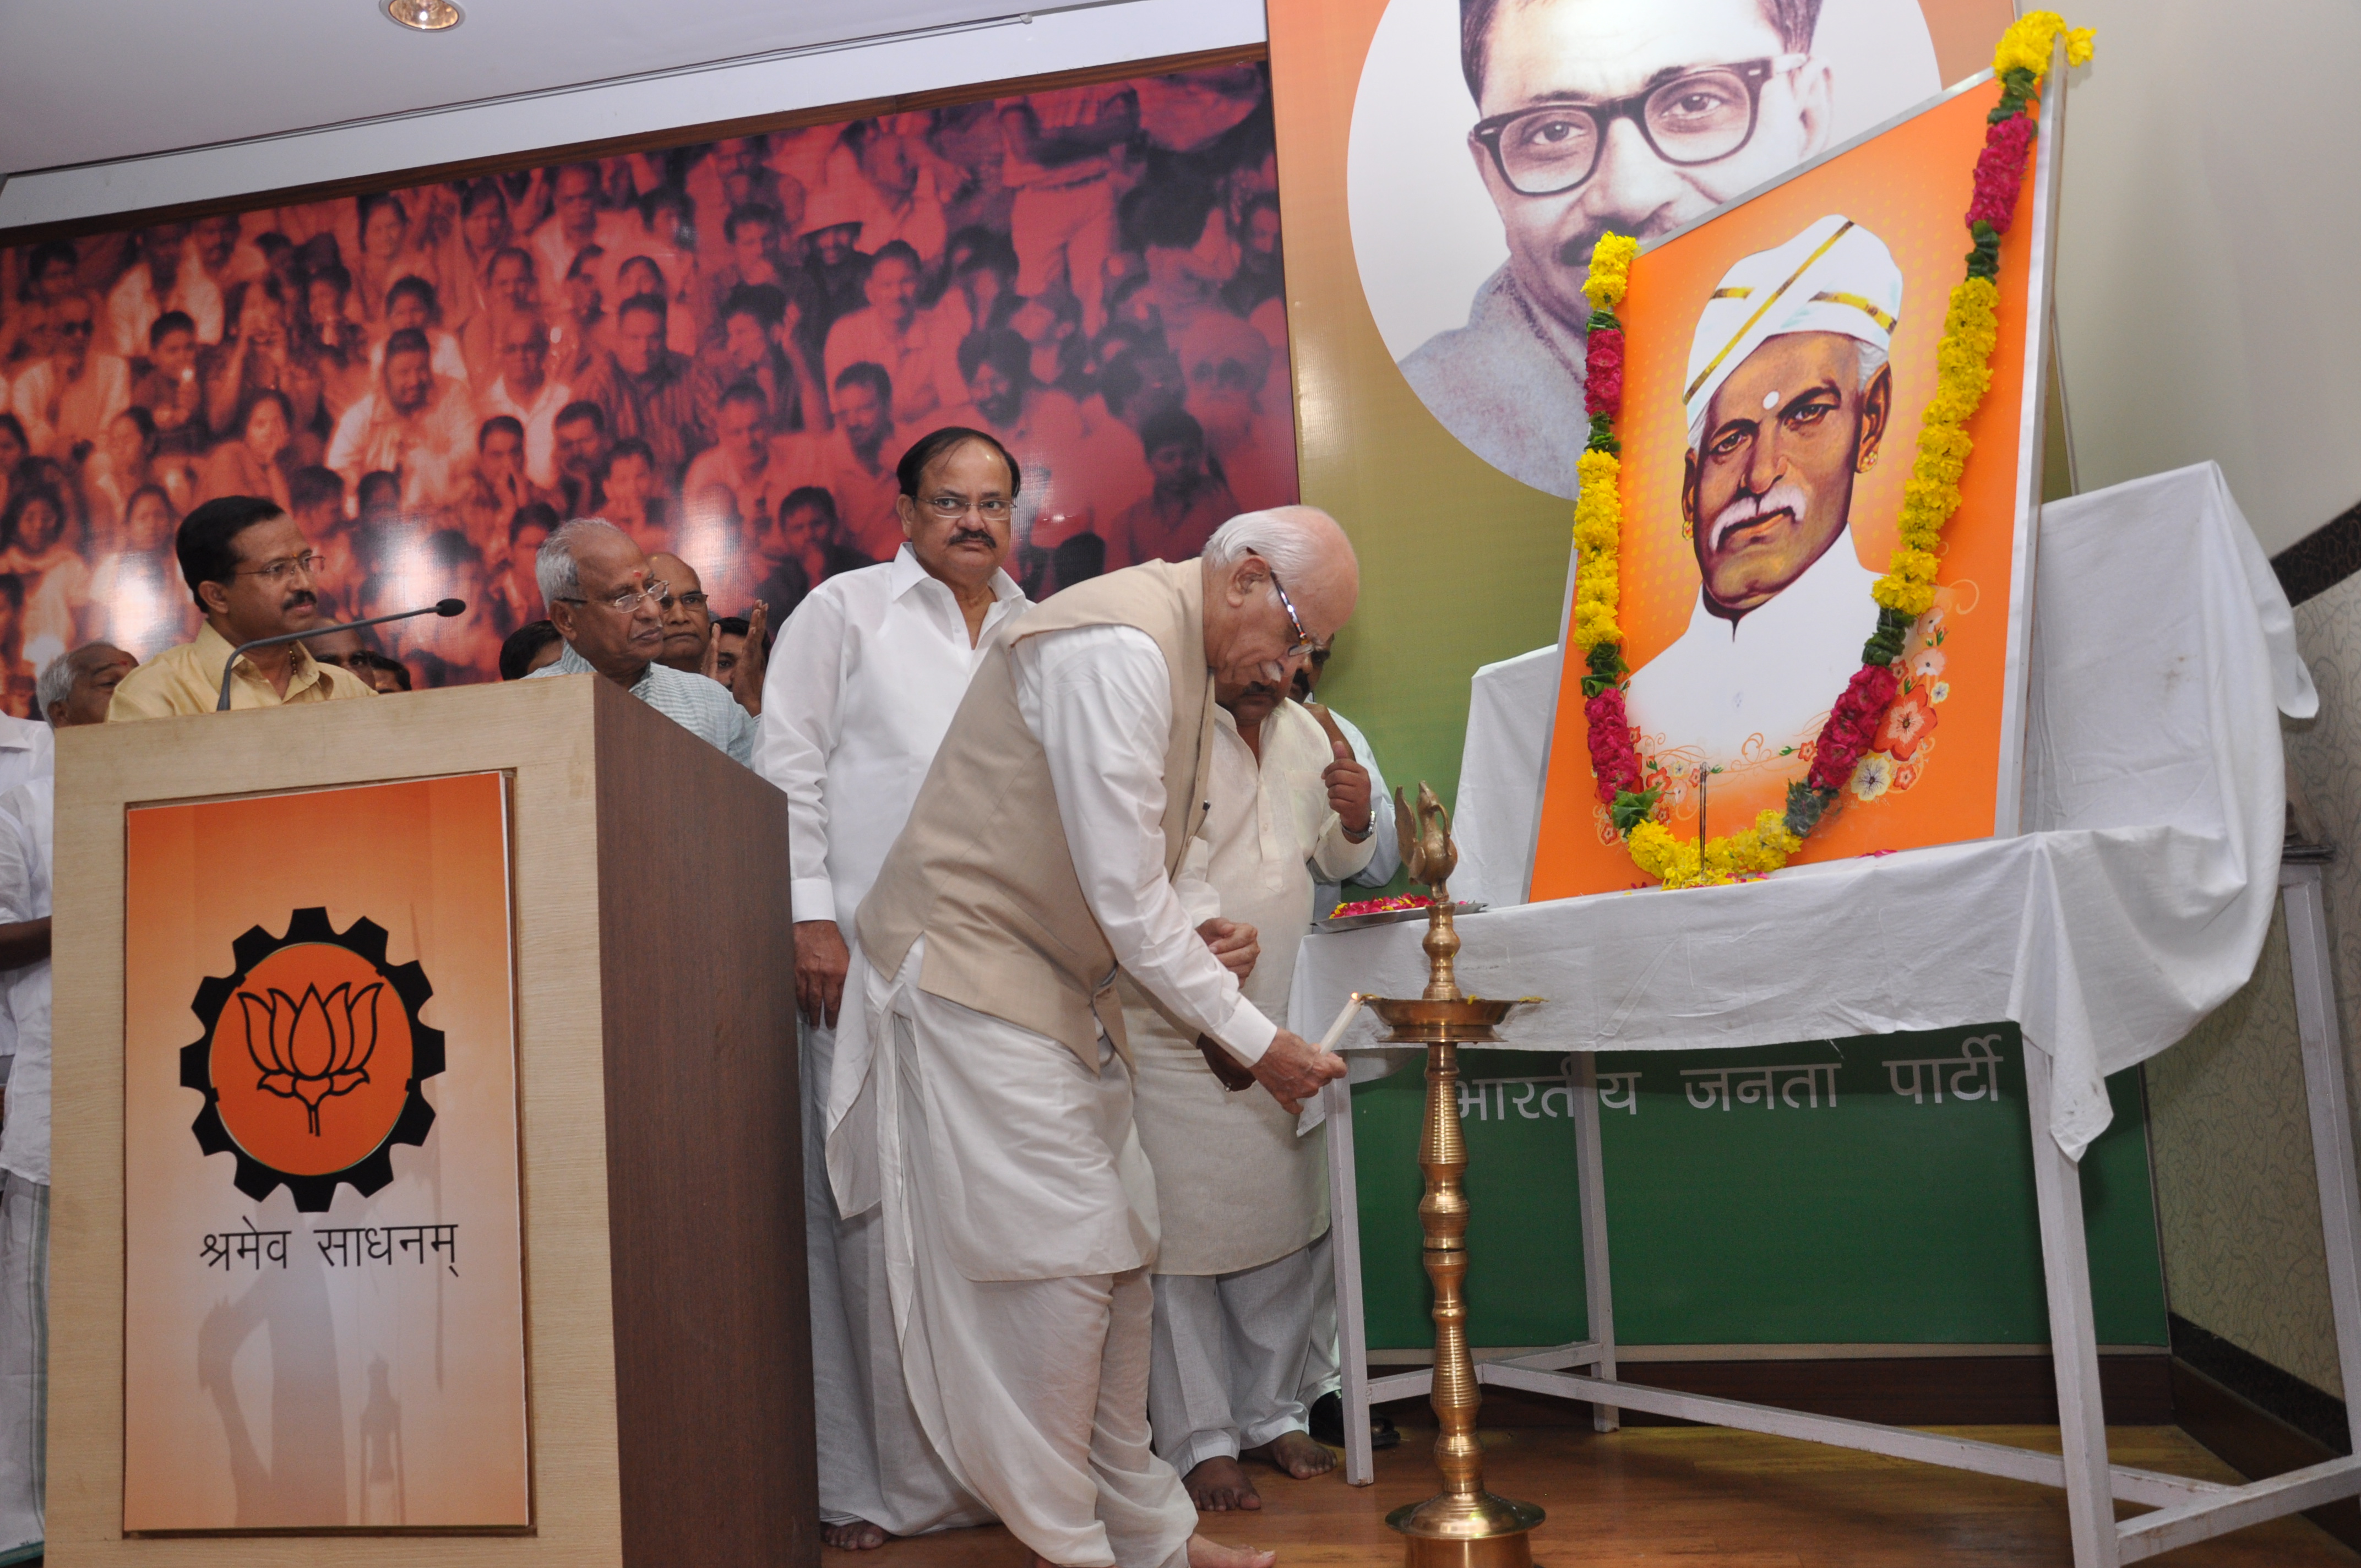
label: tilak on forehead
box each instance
[1683,213,1904,444]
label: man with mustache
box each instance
[1624,214,1897,765]
[757,426,1031,1551]
[837,507,1358,1568]
[1401,0,1922,499]
[1129,663,1374,1516]
[108,495,376,718]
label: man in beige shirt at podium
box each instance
[846,508,1357,1568]
[108,496,375,720]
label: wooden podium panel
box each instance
[49,676,813,1566]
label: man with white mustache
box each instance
[1624,214,1897,765]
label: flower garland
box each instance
[1575,12,2092,890]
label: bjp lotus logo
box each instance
[182,908,444,1211]
[240,981,383,1135]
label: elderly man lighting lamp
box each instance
[840,506,1360,1568]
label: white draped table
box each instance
[1290,462,2361,1565]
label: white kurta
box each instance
[753,545,1022,1536]
[0,720,53,1082]
[1130,700,1370,1276]
[845,622,1282,1568]
[0,777,50,1558]
[1623,530,1884,764]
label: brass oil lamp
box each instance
[1362,783,1545,1567]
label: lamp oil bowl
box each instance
[1361,785,1544,1567]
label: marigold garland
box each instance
[1574,14,2088,890]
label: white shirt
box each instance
[0,778,55,1186]
[759,546,1028,935]
[0,717,53,1071]
[1624,531,1885,764]
[1010,624,1278,1064]
[477,373,574,491]
[0,717,55,799]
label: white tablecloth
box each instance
[1290,462,2317,1158]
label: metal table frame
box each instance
[1322,861,2361,1563]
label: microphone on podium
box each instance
[216,599,467,711]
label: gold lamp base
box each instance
[1386,1492,1548,1566]
[1369,786,1547,1568]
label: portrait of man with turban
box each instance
[1625,213,1900,763]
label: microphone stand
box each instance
[215,600,466,711]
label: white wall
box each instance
[0,0,1267,231]
[2053,0,2361,553]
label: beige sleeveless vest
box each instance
[855,558,1216,1068]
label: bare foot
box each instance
[1242,1429,1337,1480]
[1184,1453,1263,1511]
[1187,1533,1277,1568]
[822,1518,890,1550]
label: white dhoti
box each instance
[801,1003,984,1536]
[0,1172,46,1560]
[856,941,1197,1567]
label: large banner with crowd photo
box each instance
[0,53,1294,709]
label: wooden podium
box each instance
[47,676,815,1565]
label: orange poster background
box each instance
[1531,81,2035,901]
[121,772,529,1532]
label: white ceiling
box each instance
[0,0,1045,175]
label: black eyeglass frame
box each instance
[1468,56,1804,198]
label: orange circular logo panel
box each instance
[181,908,444,1211]
[211,943,415,1177]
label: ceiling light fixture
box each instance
[383,0,464,31]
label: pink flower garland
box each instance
[1807,665,1900,792]
[1584,327,1625,416]
[1966,115,2036,233]
[1584,687,1643,803]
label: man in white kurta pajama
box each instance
[757,433,1028,1549]
[1131,685,1372,1511]
[842,509,1359,1568]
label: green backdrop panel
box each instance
[1352,1023,2167,1351]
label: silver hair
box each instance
[537,517,631,608]
[32,650,78,722]
[1201,508,1350,586]
[1687,340,1890,453]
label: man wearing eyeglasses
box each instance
[755,425,1029,1551]
[523,519,758,765]
[1402,0,1847,498]
[837,505,1359,1568]
[108,496,376,720]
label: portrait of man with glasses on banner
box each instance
[1389,0,1941,500]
